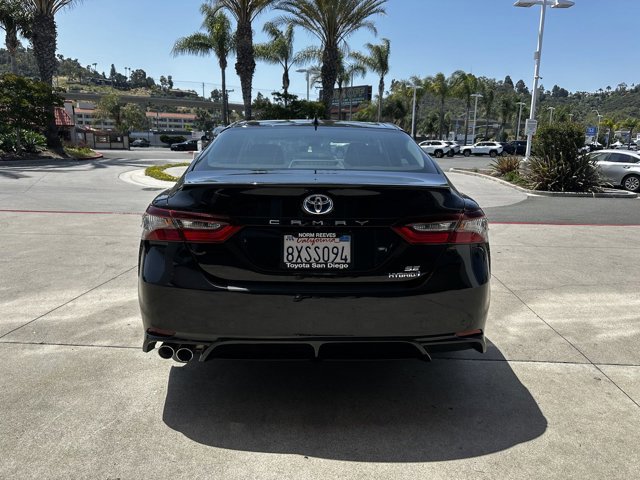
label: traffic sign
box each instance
[524,119,538,136]
[586,126,597,136]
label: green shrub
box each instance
[490,155,520,176]
[524,122,605,192]
[20,130,47,153]
[0,130,46,153]
[159,135,186,145]
[524,155,604,192]
[532,122,584,163]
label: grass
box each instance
[63,145,98,159]
[145,163,190,182]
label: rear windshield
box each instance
[193,126,438,173]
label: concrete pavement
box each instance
[0,156,638,479]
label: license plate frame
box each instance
[282,233,352,270]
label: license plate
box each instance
[283,233,351,270]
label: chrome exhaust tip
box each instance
[175,347,194,363]
[157,344,175,360]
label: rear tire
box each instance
[489,150,498,158]
[501,150,509,156]
[463,150,471,157]
[623,174,640,192]
[435,150,444,158]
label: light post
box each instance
[516,101,527,139]
[224,89,234,125]
[514,0,575,159]
[411,84,423,140]
[296,68,311,101]
[471,93,482,142]
[569,113,574,122]
[593,109,602,145]
[547,106,555,122]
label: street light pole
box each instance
[516,102,526,139]
[411,84,424,139]
[547,106,555,122]
[296,68,310,101]
[514,0,575,160]
[593,109,602,145]
[471,93,483,142]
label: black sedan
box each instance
[170,139,198,151]
[139,120,491,363]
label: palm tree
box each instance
[172,7,234,125]
[350,38,390,122]
[426,72,454,139]
[275,0,387,117]
[452,70,479,146]
[23,0,79,148]
[24,0,78,84]
[254,22,302,108]
[0,0,32,74]
[207,0,276,120]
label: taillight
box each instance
[141,206,240,243]
[393,211,488,245]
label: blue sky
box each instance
[4,0,640,102]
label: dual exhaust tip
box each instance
[157,343,194,363]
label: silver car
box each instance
[589,150,640,192]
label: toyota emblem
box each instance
[302,194,334,215]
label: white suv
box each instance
[419,140,451,158]
[461,142,503,158]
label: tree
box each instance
[425,72,454,139]
[23,0,79,147]
[194,108,215,131]
[515,79,529,95]
[499,94,516,140]
[275,0,387,117]
[109,63,117,79]
[94,93,146,133]
[478,77,496,139]
[621,118,640,148]
[452,70,479,146]
[503,75,514,90]
[254,22,303,108]
[0,73,62,149]
[0,0,32,74]
[351,38,390,122]
[172,7,234,124]
[207,0,276,120]
[129,68,148,88]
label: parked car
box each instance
[461,141,503,157]
[418,140,451,158]
[588,149,640,192]
[139,120,491,363]
[131,138,150,147]
[170,139,199,151]
[499,142,516,155]
[509,140,527,155]
[444,141,461,156]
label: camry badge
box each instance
[303,194,334,215]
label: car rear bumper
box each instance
[139,279,490,359]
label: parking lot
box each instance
[0,152,638,479]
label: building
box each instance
[69,101,196,131]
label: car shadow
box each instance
[162,345,546,462]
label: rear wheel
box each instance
[501,150,509,156]
[435,150,444,158]
[623,175,640,192]
[489,150,498,158]
[463,150,471,157]
[447,150,454,157]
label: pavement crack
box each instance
[0,265,137,340]
[492,273,640,409]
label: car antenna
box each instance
[313,116,319,131]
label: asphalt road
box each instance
[0,151,638,479]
